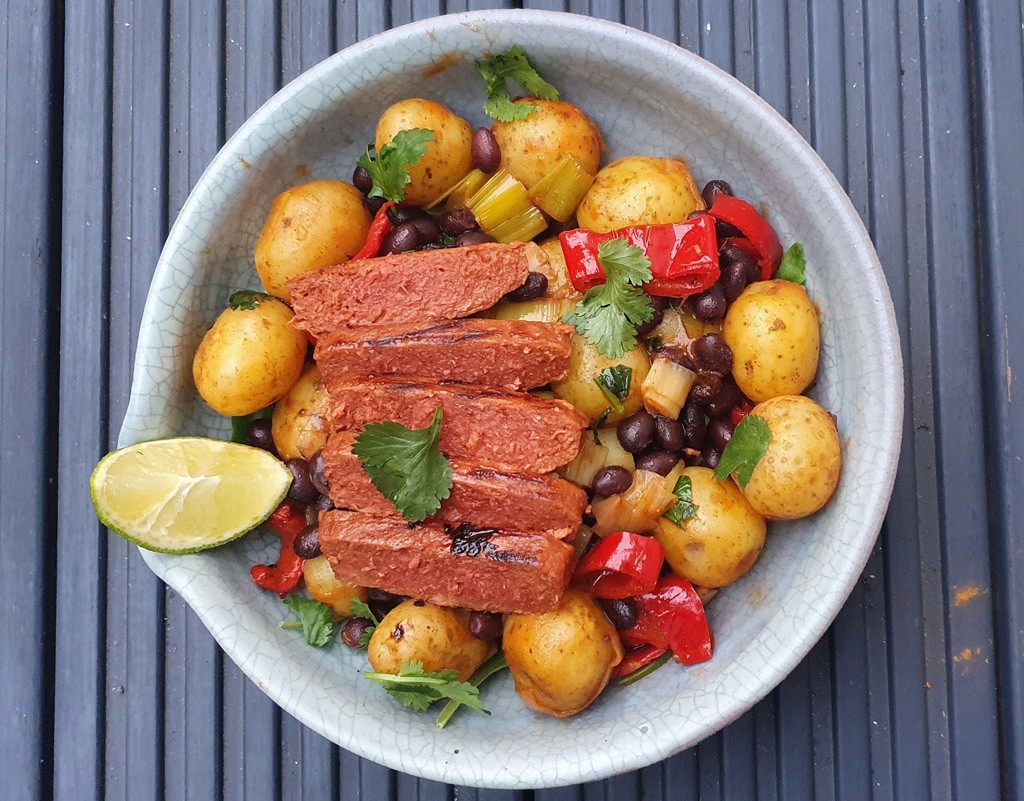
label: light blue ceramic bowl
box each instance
[120,10,902,789]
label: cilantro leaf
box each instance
[349,597,378,648]
[778,243,806,285]
[476,46,559,122]
[357,128,434,202]
[365,660,486,714]
[351,408,453,522]
[281,596,334,647]
[593,365,633,415]
[229,290,274,311]
[436,651,509,728]
[563,239,654,359]
[714,414,772,489]
[664,475,699,525]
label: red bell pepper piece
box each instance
[620,576,713,665]
[351,200,396,261]
[559,218,720,298]
[612,643,670,680]
[573,531,665,599]
[708,195,782,280]
[730,397,755,426]
[250,500,306,598]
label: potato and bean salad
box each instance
[188,47,841,723]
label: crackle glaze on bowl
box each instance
[119,10,903,789]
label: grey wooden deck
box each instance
[3,1,1022,799]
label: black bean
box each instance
[503,271,548,302]
[689,372,723,407]
[367,587,402,602]
[680,401,708,449]
[701,179,733,208]
[438,207,478,237]
[314,494,334,512]
[701,448,723,470]
[715,219,744,240]
[690,283,727,321]
[745,257,761,283]
[635,449,679,476]
[341,617,373,648]
[247,418,276,454]
[706,418,735,451]
[636,295,669,336]
[352,163,373,194]
[591,466,633,497]
[309,450,330,496]
[721,260,749,302]
[293,524,322,559]
[705,380,741,417]
[455,230,495,247]
[369,599,401,621]
[364,195,386,214]
[409,215,442,245]
[467,611,503,641]
[692,333,733,374]
[381,221,420,255]
[471,127,501,173]
[720,240,758,271]
[599,598,638,631]
[286,458,319,504]
[419,242,446,251]
[617,410,656,453]
[386,204,426,225]
[654,415,685,453]
[686,209,706,221]
[662,345,698,372]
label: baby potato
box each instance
[271,363,330,461]
[491,99,603,190]
[192,294,306,417]
[503,588,623,717]
[722,279,820,402]
[576,156,704,232]
[375,99,473,206]
[536,237,583,300]
[254,180,371,303]
[551,334,651,424]
[367,600,490,682]
[653,467,767,588]
[740,395,841,519]
[302,556,366,617]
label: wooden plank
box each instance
[0,2,60,801]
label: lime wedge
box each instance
[90,437,292,554]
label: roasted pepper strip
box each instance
[708,195,782,280]
[250,500,306,597]
[560,218,720,297]
[572,531,664,599]
[352,200,396,261]
[612,643,670,681]
[620,576,713,665]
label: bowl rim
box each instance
[124,7,904,788]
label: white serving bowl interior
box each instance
[120,10,903,789]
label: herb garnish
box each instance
[593,365,633,415]
[617,650,672,686]
[348,597,379,649]
[476,46,559,122]
[436,651,509,728]
[777,242,806,285]
[664,475,699,525]
[714,414,772,489]
[351,407,453,522]
[280,596,334,647]
[357,128,435,203]
[563,239,655,359]
[229,290,274,311]
[364,661,487,713]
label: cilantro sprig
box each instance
[348,597,379,649]
[229,290,274,311]
[664,475,699,525]
[563,239,654,359]
[357,128,435,203]
[777,242,806,285]
[476,46,559,122]
[351,408,453,522]
[436,651,509,729]
[281,597,334,647]
[365,661,486,714]
[593,365,633,415]
[714,414,772,489]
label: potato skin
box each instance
[303,556,366,617]
[375,99,473,206]
[491,99,603,190]
[653,467,766,588]
[576,156,704,232]
[271,364,330,461]
[722,280,820,403]
[551,335,651,424]
[367,600,490,682]
[740,395,842,519]
[192,296,306,417]
[536,237,584,300]
[503,588,623,717]
[254,180,371,303]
